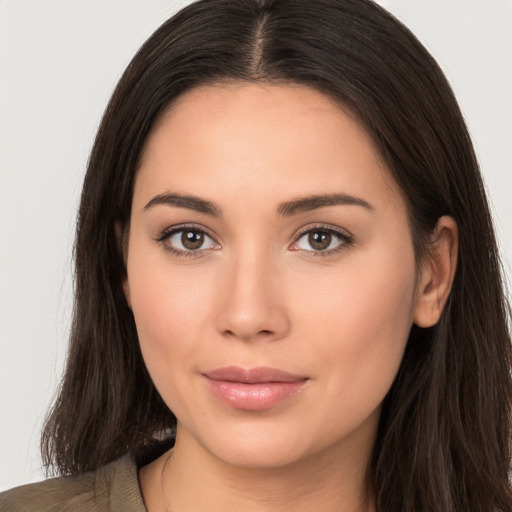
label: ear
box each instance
[115,222,132,310]
[413,215,458,328]
[122,274,132,310]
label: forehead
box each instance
[134,82,402,214]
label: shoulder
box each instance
[0,453,146,512]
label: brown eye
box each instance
[308,231,332,251]
[292,227,351,254]
[163,227,219,254]
[181,230,204,250]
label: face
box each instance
[124,83,422,469]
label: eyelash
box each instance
[156,223,354,258]
[156,223,219,259]
[291,224,354,257]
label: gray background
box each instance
[1,0,511,490]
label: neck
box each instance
[140,428,376,512]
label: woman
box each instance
[1,0,511,510]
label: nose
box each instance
[214,249,290,342]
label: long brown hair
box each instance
[42,1,512,510]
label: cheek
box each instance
[129,269,220,423]
[126,245,218,395]
[291,246,416,406]
[133,276,212,340]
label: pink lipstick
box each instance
[203,366,309,410]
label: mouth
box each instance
[202,366,309,411]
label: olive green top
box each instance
[0,453,146,512]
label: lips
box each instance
[203,366,309,410]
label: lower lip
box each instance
[205,378,308,411]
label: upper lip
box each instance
[204,366,308,383]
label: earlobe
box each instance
[413,215,458,328]
[123,278,132,310]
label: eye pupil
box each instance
[309,231,331,250]
[181,230,204,250]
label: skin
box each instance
[123,83,458,511]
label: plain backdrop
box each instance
[1,0,511,491]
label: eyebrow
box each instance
[143,191,374,217]
[144,193,222,216]
[277,193,374,216]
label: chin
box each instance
[188,420,313,469]
[212,441,306,470]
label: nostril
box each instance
[222,328,275,341]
